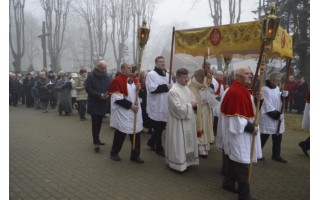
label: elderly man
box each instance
[108,62,144,163]
[165,68,199,172]
[188,69,214,158]
[85,60,112,152]
[220,66,262,200]
[259,72,288,163]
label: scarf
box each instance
[92,67,107,79]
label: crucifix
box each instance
[38,21,50,69]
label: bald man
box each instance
[85,60,112,152]
[219,66,262,200]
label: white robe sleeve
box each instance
[168,89,193,120]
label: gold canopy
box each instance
[174,20,293,59]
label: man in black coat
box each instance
[85,60,112,152]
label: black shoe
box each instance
[131,157,144,164]
[99,142,105,145]
[110,154,121,161]
[147,140,155,151]
[156,150,165,157]
[272,156,287,163]
[94,144,100,152]
[258,157,265,161]
[199,154,208,159]
[299,142,309,156]
[222,185,238,193]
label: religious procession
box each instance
[9,0,310,200]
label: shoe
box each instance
[272,156,287,163]
[147,140,155,151]
[94,144,100,152]
[299,142,309,156]
[258,157,265,161]
[130,157,144,164]
[80,118,85,121]
[99,142,105,145]
[199,154,208,159]
[222,185,238,193]
[156,150,165,157]
[110,154,121,161]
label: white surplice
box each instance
[165,83,199,172]
[259,86,285,134]
[145,71,171,122]
[110,82,143,134]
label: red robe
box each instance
[108,73,138,97]
[221,80,254,119]
[215,79,226,95]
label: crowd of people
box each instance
[9,57,310,200]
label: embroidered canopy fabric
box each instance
[174,20,293,59]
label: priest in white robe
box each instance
[188,69,213,158]
[165,68,199,172]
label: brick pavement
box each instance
[9,106,310,200]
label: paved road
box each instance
[9,106,310,200]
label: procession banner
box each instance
[174,20,292,59]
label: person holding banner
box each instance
[220,66,262,200]
[108,62,144,164]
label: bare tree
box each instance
[228,0,242,24]
[9,0,26,73]
[25,13,40,67]
[73,0,109,70]
[110,0,131,71]
[40,0,72,72]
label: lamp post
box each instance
[132,20,150,150]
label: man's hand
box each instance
[131,104,139,113]
[279,113,284,121]
[135,83,141,90]
[191,99,197,108]
[282,90,289,97]
[100,93,108,100]
[255,91,264,101]
[253,126,259,135]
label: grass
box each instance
[285,113,310,133]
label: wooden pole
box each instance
[248,56,266,182]
[168,27,175,84]
[275,58,292,134]
[251,41,266,92]
[132,47,144,150]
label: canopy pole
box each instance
[169,27,175,84]
[251,41,266,92]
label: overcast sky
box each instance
[152,0,258,28]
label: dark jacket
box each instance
[37,78,50,99]
[85,71,111,116]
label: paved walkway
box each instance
[9,106,310,200]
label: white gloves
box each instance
[279,113,284,121]
[281,90,289,97]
